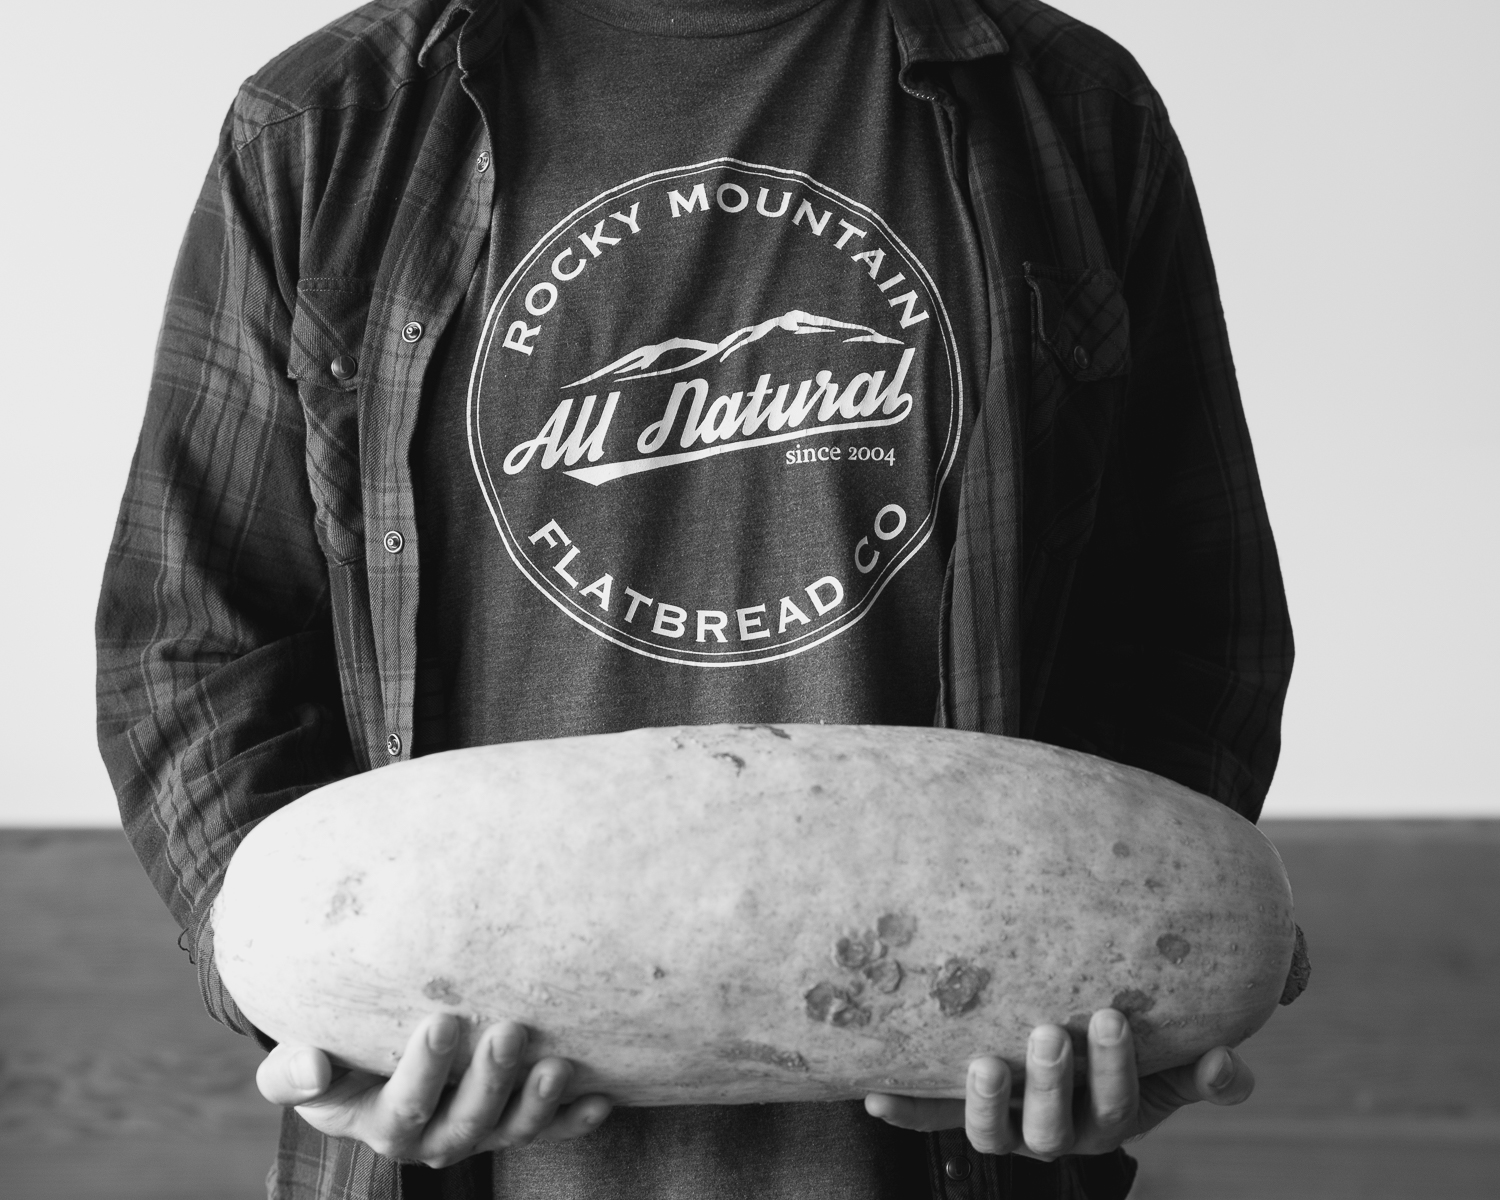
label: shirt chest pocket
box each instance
[1022,263,1131,557]
[287,279,372,566]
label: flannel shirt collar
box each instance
[418,0,521,69]
[420,0,1008,70]
[888,0,1008,66]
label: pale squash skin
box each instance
[212,724,1298,1105]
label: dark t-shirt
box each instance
[411,0,991,1193]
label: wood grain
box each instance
[3,821,1497,1198]
[1130,820,1500,1197]
[0,830,277,1198]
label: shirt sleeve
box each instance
[1036,120,1294,822]
[95,108,357,1035]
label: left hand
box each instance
[256,1016,611,1168]
[864,1008,1254,1159]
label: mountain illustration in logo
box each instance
[563,309,902,390]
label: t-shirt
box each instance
[411,0,991,1193]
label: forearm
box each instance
[96,117,359,1030]
[1034,152,1293,817]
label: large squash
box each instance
[212,724,1304,1104]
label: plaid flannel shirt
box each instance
[96,0,1293,1196]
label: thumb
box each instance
[1195,1047,1255,1107]
[257,1042,334,1106]
[1136,1047,1255,1133]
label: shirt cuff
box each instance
[194,904,277,1052]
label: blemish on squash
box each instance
[1116,990,1158,1020]
[326,873,364,922]
[714,752,747,772]
[1156,934,1192,965]
[876,912,917,947]
[1112,842,1131,858]
[864,958,903,994]
[831,1002,872,1028]
[929,957,990,1016]
[723,1040,809,1071]
[804,981,872,1028]
[804,981,837,1021]
[832,931,885,971]
[1110,988,1157,1036]
[1145,878,1165,892]
[423,977,463,1005]
[652,966,666,980]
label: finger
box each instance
[863,1093,966,1132]
[257,1042,335,1106]
[965,1057,1016,1155]
[1196,1047,1255,1107]
[1020,1025,1074,1159]
[418,1022,528,1165]
[531,1094,614,1143]
[366,1014,465,1158]
[1080,1010,1138,1148]
[485,1057,575,1149]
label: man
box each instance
[96,0,1293,1196]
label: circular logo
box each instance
[469,158,963,666]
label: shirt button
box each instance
[944,1156,972,1181]
[475,150,491,174]
[386,733,402,757]
[329,354,358,381]
[401,321,424,344]
[383,529,404,554]
[1072,344,1091,371]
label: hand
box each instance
[256,1014,612,1168]
[864,1008,1254,1159]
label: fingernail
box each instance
[489,1026,522,1067]
[538,1070,563,1100]
[970,1062,1004,1098]
[1209,1051,1235,1090]
[290,1050,321,1091]
[427,1016,458,1053]
[1030,1029,1067,1066]
[1093,1011,1127,1045]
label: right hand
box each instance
[256,1014,612,1168]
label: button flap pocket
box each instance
[288,278,370,566]
[288,278,373,392]
[1023,264,1130,382]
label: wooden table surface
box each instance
[3,821,1497,1198]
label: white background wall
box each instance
[0,1,1494,824]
